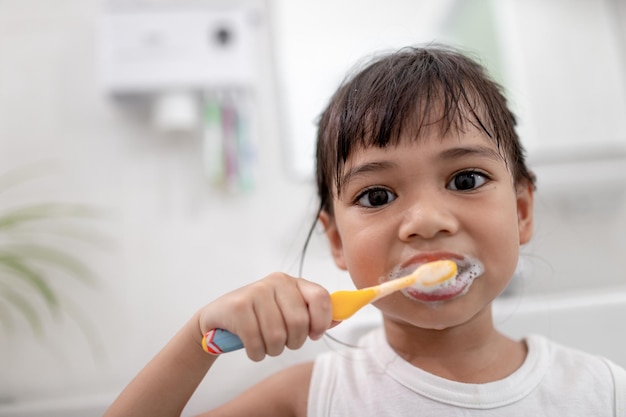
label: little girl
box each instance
[104,45,625,416]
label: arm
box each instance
[103,272,331,417]
[196,362,314,417]
[103,314,216,417]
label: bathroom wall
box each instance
[0,0,624,416]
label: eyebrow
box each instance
[340,160,397,191]
[438,145,505,163]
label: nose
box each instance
[398,193,459,241]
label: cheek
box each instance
[336,216,392,288]
[469,189,519,235]
[470,199,521,279]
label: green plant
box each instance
[0,163,109,336]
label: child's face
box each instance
[320,125,534,330]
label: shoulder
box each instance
[268,361,315,415]
[254,362,314,416]
[527,334,622,412]
[199,362,314,417]
[528,334,615,378]
[529,334,617,373]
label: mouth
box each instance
[389,254,484,303]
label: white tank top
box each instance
[308,328,625,416]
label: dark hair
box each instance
[315,45,536,215]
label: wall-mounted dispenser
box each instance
[97,1,262,191]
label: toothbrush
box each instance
[202,260,457,355]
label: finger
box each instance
[252,278,290,357]
[273,279,311,350]
[225,292,267,361]
[297,279,332,341]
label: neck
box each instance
[382,306,527,383]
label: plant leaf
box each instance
[0,245,95,285]
[0,164,110,349]
[0,283,43,335]
[0,159,63,195]
[0,255,59,311]
[8,222,116,251]
[0,203,104,230]
[0,295,16,333]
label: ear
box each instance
[318,210,348,270]
[516,180,534,245]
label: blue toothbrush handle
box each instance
[202,329,244,354]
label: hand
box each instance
[197,272,332,361]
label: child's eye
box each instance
[355,188,397,208]
[447,171,489,191]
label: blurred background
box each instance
[0,0,625,415]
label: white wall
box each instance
[0,0,625,415]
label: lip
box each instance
[390,252,484,304]
[399,251,465,269]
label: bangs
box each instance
[316,45,530,213]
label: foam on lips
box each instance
[395,257,484,302]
